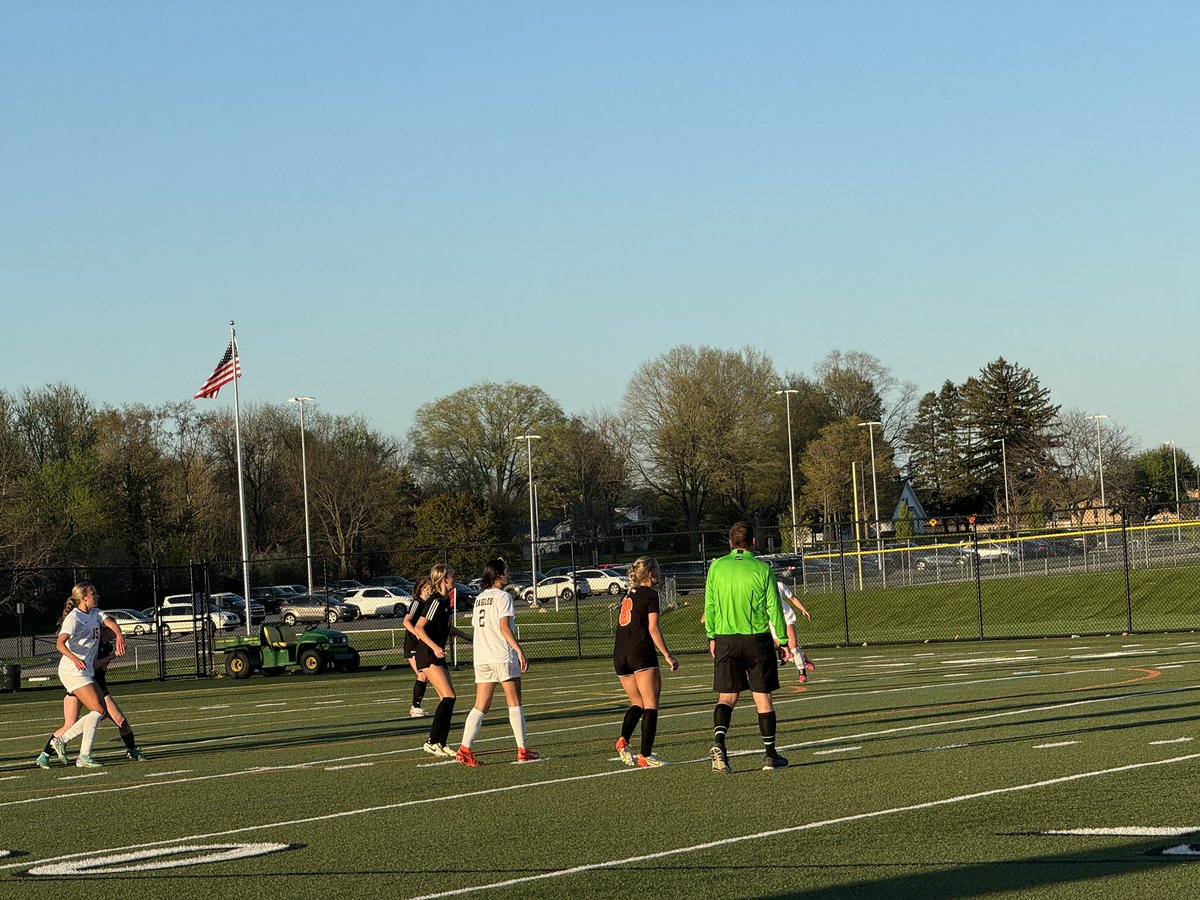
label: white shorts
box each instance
[58,658,96,695]
[474,658,522,684]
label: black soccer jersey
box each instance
[614,585,660,655]
[418,593,453,649]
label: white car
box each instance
[340,586,409,618]
[157,595,241,636]
[105,608,156,635]
[521,575,592,605]
[573,568,630,596]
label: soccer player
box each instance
[454,557,539,766]
[613,557,679,768]
[38,583,127,769]
[412,564,472,757]
[704,521,791,773]
[37,622,147,768]
[775,580,815,683]
[401,576,434,717]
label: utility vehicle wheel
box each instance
[299,648,326,675]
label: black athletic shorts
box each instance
[415,645,447,671]
[403,633,418,658]
[712,632,779,694]
[613,642,658,677]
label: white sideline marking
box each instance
[314,700,345,705]
[813,746,860,756]
[1149,738,1193,745]
[254,702,287,707]
[416,761,457,768]
[145,770,192,778]
[944,674,970,678]
[60,772,108,780]
[924,744,967,751]
[1034,742,1079,749]
[325,763,374,771]
[199,705,230,710]
[28,842,291,876]
[404,753,1200,899]
[0,776,23,782]
[1047,827,1200,837]
[1071,651,1152,660]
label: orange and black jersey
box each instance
[614,585,660,655]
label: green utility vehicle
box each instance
[217,624,360,678]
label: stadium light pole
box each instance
[1000,437,1012,526]
[289,396,316,595]
[1167,440,1181,541]
[515,434,542,608]
[775,389,801,555]
[1087,414,1109,550]
[858,421,885,586]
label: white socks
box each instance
[61,711,103,754]
[508,705,528,748]
[460,708,486,750]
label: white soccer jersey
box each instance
[58,607,105,676]
[471,588,518,667]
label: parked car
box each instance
[914,549,969,571]
[340,586,408,618]
[520,575,592,605]
[250,586,293,613]
[211,592,267,625]
[659,560,707,594]
[966,543,1018,561]
[369,575,415,592]
[572,568,629,596]
[157,595,242,636]
[279,593,360,626]
[105,608,155,635]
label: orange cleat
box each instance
[516,747,541,762]
[455,746,481,767]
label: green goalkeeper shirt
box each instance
[703,548,788,641]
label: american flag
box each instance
[193,341,243,399]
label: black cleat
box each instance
[762,753,789,771]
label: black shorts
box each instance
[415,645,447,671]
[403,633,418,658]
[712,633,780,694]
[613,642,658,677]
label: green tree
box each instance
[1127,444,1196,519]
[539,414,631,555]
[394,491,510,578]
[409,382,564,517]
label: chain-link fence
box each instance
[3,507,1199,690]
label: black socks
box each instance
[621,705,644,742]
[431,697,456,746]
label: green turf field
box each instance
[3,634,1200,899]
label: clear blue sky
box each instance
[5,2,1197,456]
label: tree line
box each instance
[1,350,1194,592]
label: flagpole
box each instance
[230,320,253,638]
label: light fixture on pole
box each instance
[289,396,316,595]
[774,389,800,557]
[1167,440,1181,541]
[1086,414,1109,549]
[515,434,542,607]
[858,421,884,586]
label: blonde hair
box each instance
[429,563,455,593]
[627,557,660,588]
[58,582,95,626]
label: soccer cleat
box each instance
[636,753,664,768]
[50,736,69,765]
[455,746,481,767]
[516,747,541,762]
[798,670,808,684]
[710,744,731,774]
[35,752,51,770]
[75,754,103,769]
[436,743,457,757]
[615,736,635,767]
[762,752,789,771]
[409,705,428,718]
[127,747,148,761]
[423,741,446,756]
[804,654,815,672]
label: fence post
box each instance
[972,518,984,640]
[571,539,582,659]
[1122,511,1133,633]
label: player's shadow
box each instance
[756,834,1198,900]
